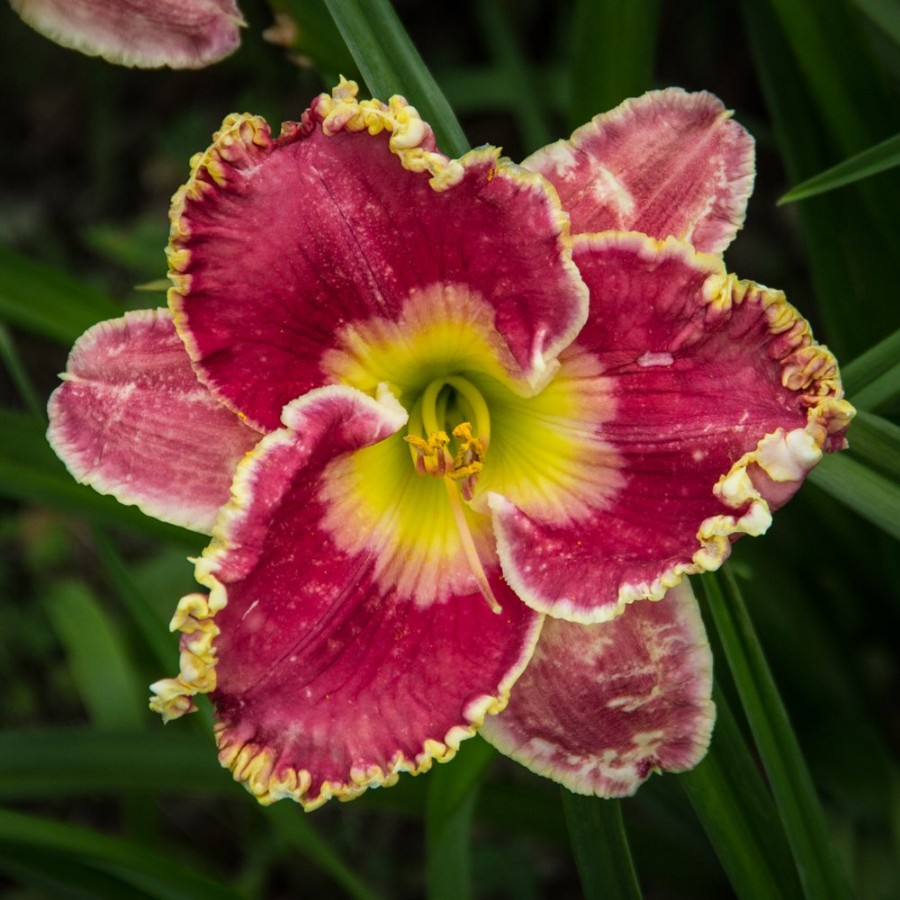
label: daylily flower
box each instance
[48,80,853,809]
[9,0,244,68]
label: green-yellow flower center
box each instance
[404,375,491,501]
[404,375,500,613]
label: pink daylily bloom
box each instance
[10,0,244,69]
[48,80,853,809]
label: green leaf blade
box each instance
[681,685,803,900]
[780,131,900,203]
[569,0,660,128]
[561,792,643,900]
[0,245,120,344]
[702,571,853,900]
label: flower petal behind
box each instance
[480,580,714,797]
[523,89,755,253]
[169,81,587,432]
[47,309,261,533]
[10,0,244,68]
[492,233,853,622]
[151,385,542,810]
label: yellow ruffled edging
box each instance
[549,233,856,622]
[214,693,507,812]
[313,77,465,191]
[691,273,854,567]
[149,386,545,811]
[149,590,224,721]
[167,113,273,302]
[152,590,542,810]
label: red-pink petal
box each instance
[169,82,587,432]
[47,309,261,533]
[480,580,714,796]
[491,233,853,622]
[523,89,755,253]
[151,385,542,809]
[10,0,243,68]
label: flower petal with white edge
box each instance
[10,0,244,68]
[168,80,588,432]
[151,384,543,810]
[47,308,262,534]
[480,579,714,797]
[523,89,755,254]
[490,233,853,623]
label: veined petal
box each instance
[150,384,542,810]
[47,309,261,533]
[169,80,588,431]
[491,233,854,622]
[10,0,244,69]
[523,89,755,253]
[480,580,714,797]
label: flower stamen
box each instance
[405,375,491,486]
[404,375,499,612]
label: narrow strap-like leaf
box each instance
[568,0,660,129]
[92,529,178,674]
[0,807,243,900]
[0,324,44,422]
[265,804,385,900]
[809,452,900,541]
[780,131,900,203]
[0,728,225,798]
[323,0,469,156]
[844,410,900,481]
[701,570,854,899]
[44,579,147,731]
[425,737,496,900]
[681,685,803,899]
[0,244,120,344]
[561,792,642,900]
[848,0,900,45]
[842,326,900,397]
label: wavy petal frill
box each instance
[481,580,714,796]
[47,309,262,533]
[491,233,854,623]
[10,0,244,68]
[150,386,543,810]
[168,81,588,432]
[523,89,755,253]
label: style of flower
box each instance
[48,80,853,810]
[9,0,244,68]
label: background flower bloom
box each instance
[9,0,244,68]
[48,81,852,810]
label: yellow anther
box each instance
[447,422,485,500]
[406,376,490,499]
[405,431,452,476]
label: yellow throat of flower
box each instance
[404,376,500,613]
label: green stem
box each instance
[561,792,642,900]
[701,570,854,899]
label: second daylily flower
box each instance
[48,80,853,809]
[9,0,244,68]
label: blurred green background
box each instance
[1,0,898,897]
